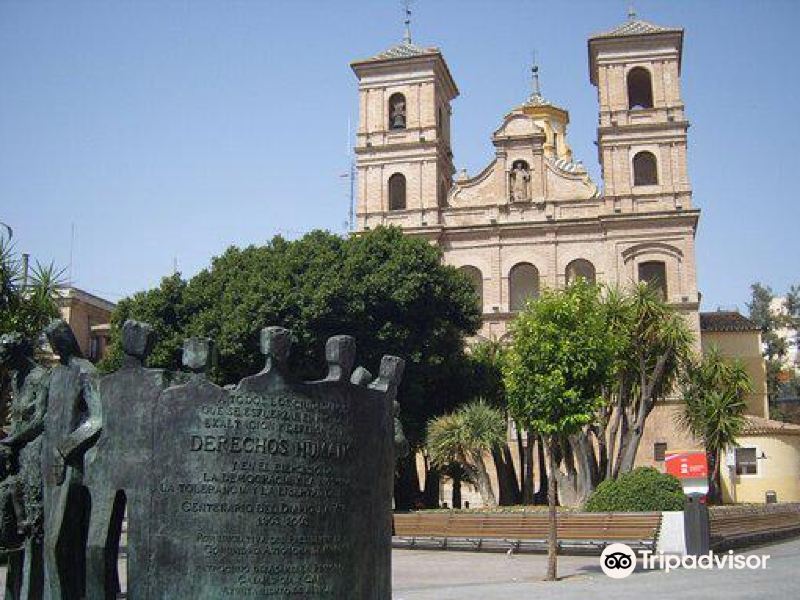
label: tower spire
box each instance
[531,51,541,99]
[403,0,412,44]
[627,3,637,20]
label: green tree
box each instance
[100,227,481,507]
[426,400,507,508]
[678,348,751,503]
[503,280,619,581]
[747,283,787,361]
[98,273,190,373]
[747,282,797,408]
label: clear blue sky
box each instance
[1,0,797,311]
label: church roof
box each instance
[364,41,440,62]
[699,311,761,333]
[591,18,682,40]
[742,415,800,437]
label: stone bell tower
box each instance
[588,11,692,213]
[350,23,458,232]
[588,12,701,320]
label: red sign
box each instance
[664,451,708,479]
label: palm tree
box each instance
[678,347,751,503]
[611,283,694,475]
[426,400,507,508]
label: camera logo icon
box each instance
[600,543,637,579]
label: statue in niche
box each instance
[510,160,531,202]
[389,94,406,130]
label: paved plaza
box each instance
[392,538,800,600]
[1,537,796,598]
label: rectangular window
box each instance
[735,447,758,475]
[654,442,667,462]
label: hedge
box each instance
[585,467,685,512]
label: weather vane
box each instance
[628,3,637,20]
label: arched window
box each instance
[388,173,406,210]
[388,93,406,130]
[638,261,667,300]
[509,263,539,312]
[627,67,653,110]
[633,151,658,186]
[459,266,483,313]
[565,259,596,285]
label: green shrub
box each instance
[585,467,685,512]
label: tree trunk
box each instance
[595,423,608,486]
[523,430,535,504]
[607,377,632,480]
[451,471,462,509]
[491,447,511,506]
[554,438,579,507]
[502,444,521,504]
[472,453,497,508]
[534,434,548,505]
[606,404,621,480]
[618,426,644,475]
[394,451,420,510]
[619,390,657,474]
[569,432,597,506]
[612,407,630,479]
[516,426,526,497]
[618,352,672,474]
[423,462,441,508]
[708,449,722,505]
[546,438,558,581]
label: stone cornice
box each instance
[354,139,441,155]
[597,120,689,136]
[359,208,700,238]
[350,51,459,101]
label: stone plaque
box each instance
[148,328,400,599]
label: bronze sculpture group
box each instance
[0,319,406,600]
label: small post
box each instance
[683,494,710,555]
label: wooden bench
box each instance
[710,510,800,548]
[393,511,662,554]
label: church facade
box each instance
[347,14,800,505]
[350,15,704,475]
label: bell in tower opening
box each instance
[389,93,406,130]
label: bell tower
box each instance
[588,12,691,213]
[350,18,458,232]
